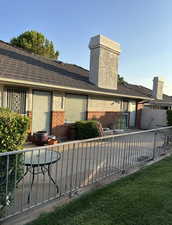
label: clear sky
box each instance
[0,0,172,94]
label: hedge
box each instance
[74,120,99,140]
[167,110,172,126]
[0,108,30,217]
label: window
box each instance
[7,87,27,114]
[65,94,87,123]
[116,114,129,129]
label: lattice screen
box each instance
[7,87,27,114]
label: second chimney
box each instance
[89,35,120,90]
[152,76,164,100]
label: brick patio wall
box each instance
[136,102,144,129]
[51,111,70,138]
[51,111,123,138]
[87,111,122,128]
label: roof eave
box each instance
[0,77,153,101]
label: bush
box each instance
[0,108,30,217]
[0,108,30,153]
[167,110,172,126]
[75,120,99,140]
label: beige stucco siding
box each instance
[0,85,3,107]
[89,35,120,90]
[28,90,65,112]
[0,84,137,116]
[128,100,136,112]
[88,96,121,112]
[27,88,32,112]
[52,91,65,111]
[51,94,135,113]
[27,89,65,112]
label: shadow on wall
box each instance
[51,124,72,140]
[87,112,126,129]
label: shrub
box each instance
[75,120,99,140]
[0,108,30,217]
[167,110,172,126]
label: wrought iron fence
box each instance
[0,126,172,222]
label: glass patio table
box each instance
[17,149,61,203]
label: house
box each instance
[143,77,172,110]
[0,34,153,138]
[126,77,172,110]
[126,77,172,129]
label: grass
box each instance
[27,156,172,225]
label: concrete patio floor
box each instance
[3,130,171,221]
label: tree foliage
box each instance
[10,30,59,59]
[118,74,125,85]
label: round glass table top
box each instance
[24,150,61,166]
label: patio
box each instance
[1,127,172,223]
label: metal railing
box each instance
[0,126,172,221]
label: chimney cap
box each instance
[153,76,164,82]
[89,34,120,54]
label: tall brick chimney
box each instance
[152,76,164,100]
[89,35,120,90]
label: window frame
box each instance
[64,93,88,124]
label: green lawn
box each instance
[27,156,172,225]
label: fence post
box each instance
[122,140,127,174]
[152,131,157,160]
[69,143,75,198]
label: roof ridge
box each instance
[0,39,62,63]
[0,40,89,73]
[0,40,168,100]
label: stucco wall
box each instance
[88,96,136,112]
[88,96,121,112]
[141,108,167,129]
[0,85,3,107]
[89,35,120,90]
[52,92,64,111]
[0,85,138,137]
[27,88,32,112]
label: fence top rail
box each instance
[0,126,172,156]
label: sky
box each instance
[0,0,172,94]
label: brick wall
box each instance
[51,111,69,138]
[27,110,69,138]
[87,111,122,128]
[136,102,144,129]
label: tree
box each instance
[10,30,59,59]
[118,74,125,85]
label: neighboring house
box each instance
[0,34,153,138]
[127,77,172,129]
[127,77,172,110]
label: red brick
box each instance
[136,102,144,129]
[51,111,69,138]
[87,111,122,128]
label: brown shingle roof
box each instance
[125,83,172,104]
[0,40,163,100]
